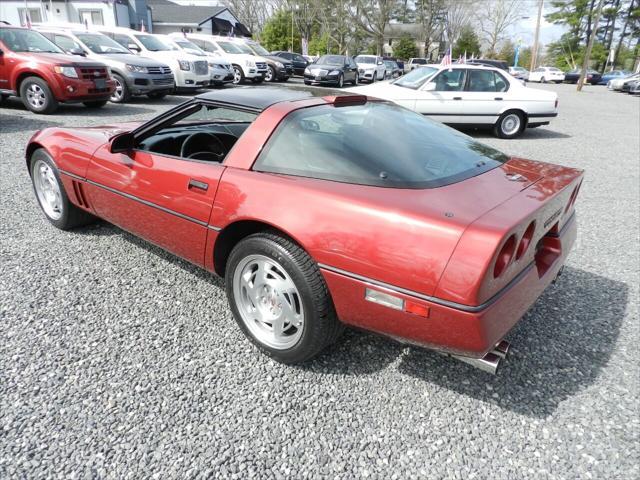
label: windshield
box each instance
[317,55,344,66]
[248,42,270,56]
[0,28,63,53]
[393,66,438,89]
[74,33,129,54]
[173,39,205,55]
[134,34,172,52]
[255,102,508,189]
[232,42,254,55]
[217,41,243,54]
[355,56,375,64]
[412,58,427,64]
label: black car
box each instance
[272,51,309,76]
[304,55,359,87]
[467,59,509,71]
[383,56,404,72]
[564,68,602,85]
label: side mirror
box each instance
[128,43,141,53]
[69,47,86,56]
[378,61,383,65]
[110,132,135,154]
[422,82,436,91]
[0,49,4,56]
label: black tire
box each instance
[252,76,264,84]
[225,232,343,364]
[232,65,245,84]
[540,76,546,83]
[83,100,108,108]
[493,110,525,139]
[337,73,344,88]
[110,74,131,103]
[280,76,289,82]
[147,90,169,99]
[19,76,58,114]
[29,149,96,230]
[265,65,276,82]
[352,73,359,85]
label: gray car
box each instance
[36,27,174,103]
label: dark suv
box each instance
[271,51,309,76]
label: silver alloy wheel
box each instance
[110,77,124,102]
[265,67,274,82]
[354,73,358,84]
[32,159,63,220]
[501,113,521,136]
[233,67,242,84]
[338,74,344,88]
[233,254,304,350]
[26,83,47,110]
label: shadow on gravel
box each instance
[396,266,627,418]
[461,127,572,140]
[0,97,156,117]
[0,114,61,133]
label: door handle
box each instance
[495,97,503,100]
[453,97,462,100]
[188,179,209,191]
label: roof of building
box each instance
[148,0,226,25]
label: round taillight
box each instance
[516,221,536,260]
[494,234,517,278]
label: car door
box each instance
[84,103,241,266]
[456,69,508,125]
[413,68,467,123]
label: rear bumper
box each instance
[321,213,577,358]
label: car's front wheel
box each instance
[110,74,130,103]
[337,73,344,88]
[494,110,525,139]
[29,149,96,230]
[265,66,275,82]
[225,232,343,364]
[352,73,359,85]
[19,77,58,114]
[232,65,244,84]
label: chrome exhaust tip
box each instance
[492,340,511,359]
[450,351,502,375]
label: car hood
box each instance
[88,53,169,68]
[346,82,416,100]
[356,63,377,69]
[308,63,343,71]
[23,52,107,67]
[263,55,290,64]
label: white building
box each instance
[0,0,249,36]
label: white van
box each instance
[98,27,210,90]
[185,33,267,84]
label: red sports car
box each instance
[26,87,583,373]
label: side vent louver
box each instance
[72,181,90,209]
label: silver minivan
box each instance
[36,26,175,102]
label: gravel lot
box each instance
[1,82,639,479]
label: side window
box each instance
[112,33,131,48]
[494,71,509,92]
[201,41,217,53]
[294,54,305,63]
[54,34,82,53]
[432,69,466,91]
[467,70,498,92]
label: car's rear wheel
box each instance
[29,149,96,230]
[110,74,130,103]
[19,77,58,114]
[494,110,525,139]
[83,100,108,108]
[225,232,342,364]
[540,76,546,83]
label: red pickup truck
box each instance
[0,25,115,114]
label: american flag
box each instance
[25,11,31,29]
[140,19,146,32]
[440,45,452,67]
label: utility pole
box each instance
[577,0,605,91]
[530,0,544,71]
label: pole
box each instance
[290,7,294,52]
[530,0,543,71]
[577,0,605,91]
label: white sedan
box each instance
[348,64,558,138]
[528,66,565,83]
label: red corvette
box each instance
[26,87,583,373]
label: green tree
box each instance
[516,46,532,68]
[308,33,340,56]
[497,39,516,63]
[393,34,418,59]
[453,25,481,58]
[259,10,301,53]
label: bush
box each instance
[393,35,418,60]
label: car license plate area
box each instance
[94,79,106,89]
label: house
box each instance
[0,0,249,36]
[383,23,441,60]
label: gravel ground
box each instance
[1,82,639,479]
